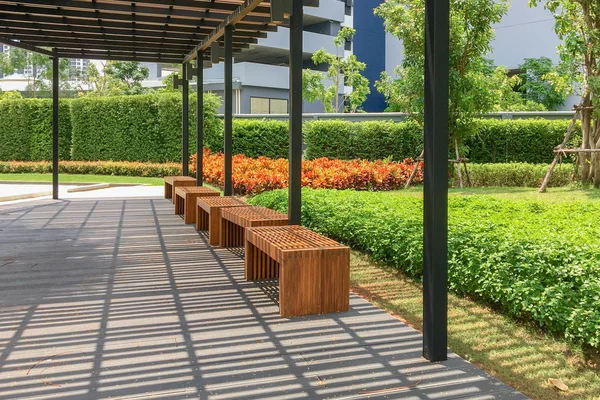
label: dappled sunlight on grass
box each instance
[350,251,600,400]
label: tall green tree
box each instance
[104,61,150,94]
[529,0,600,186]
[375,0,511,149]
[82,62,127,96]
[0,47,75,97]
[517,57,571,110]
[302,27,370,113]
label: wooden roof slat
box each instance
[0,0,282,63]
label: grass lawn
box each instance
[350,252,600,400]
[0,173,164,186]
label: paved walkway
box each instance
[0,197,527,399]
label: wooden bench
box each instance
[164,176,196,203]
[245,225,350,318]
[220,206,288,248]
[196,197,251,245]
[174,186,220,224]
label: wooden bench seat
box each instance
[174,186,220,224]
[220,206,288,248]
[164,176,196,203]
[245,225,350,317]
[196,197,250,245]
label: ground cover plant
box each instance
[350,251,600,400]
[250,188,600,349]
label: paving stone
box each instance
[0,198,528,400]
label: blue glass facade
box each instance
[353,0,387,112]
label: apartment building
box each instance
[199,0,351,114]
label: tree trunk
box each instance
[579,94,593,183]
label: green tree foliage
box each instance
[104,61,151,95]
[302,27,370,112]
[82,62,128,97]
[374,0,547,148]
[0,47,74,97]
[530,0,600,186]
[517,57,571,110]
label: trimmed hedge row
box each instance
[0,94,576,164]
[304,119,576,164]
[0,160,181,177]
[71,93,224,162]
[463,163,573,187]
[70,93,289,162]
[0,99,72,161]
[250,189,600,348]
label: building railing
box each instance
[219,111,577,121]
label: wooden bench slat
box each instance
[245,225,350,318]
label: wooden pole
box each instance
[454,138,462,189]
[539,110,580,193]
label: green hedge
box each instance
[71,93,223,162]
[250,188,600,348]
[0,160,181,177]
[70,93,288,162]
[304,120,422,161]
[463,163,573,187]
[304,119,576,164]
[467,119,580,164]
[0,99,71,161]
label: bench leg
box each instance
[174,194,182,215]
[279,250,350,318]
[165,183,172,199]
[208,210,220,246]
[184,196,194,224]
[245,240,255,280]
[197,207,209,231]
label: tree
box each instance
[302,27,370,112]
[517,57,571,110]
[375,0,511,151]
[0,47,75,97]
[104,61,150,94]
[82,62,127,96]
[530,0,600,187]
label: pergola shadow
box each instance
[0,198,526,399]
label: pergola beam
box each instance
[422,0,450,362]
[0,0,274,23]
[0,35,53,56]
[288,0,302,225]
[184,0,268,63]
[52,48,59,200]
[0,3,274,28]
[0,12,275,35]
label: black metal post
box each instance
[182,62,189,176]
[423,0,450,362]
[196,53,204,186]
[224,25,233,196]
[52,48,59,200]
[288,0,303,225]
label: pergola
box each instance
[0,0,450,362]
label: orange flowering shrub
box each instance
[191,149,422,195]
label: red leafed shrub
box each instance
[191,149,422,195]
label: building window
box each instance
[250,97,288,114]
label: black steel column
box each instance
[423,0,450,362]
[196,54,204,186]
[224,26,233,196]
[52,48,59,200]
[288,0,303,225]
[182,62,190,176]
